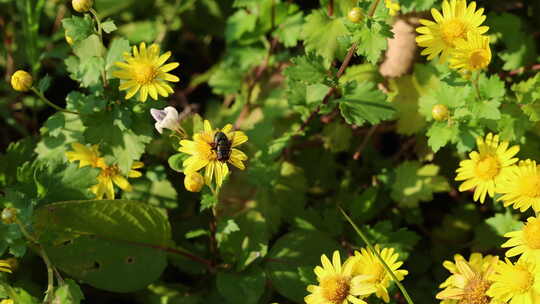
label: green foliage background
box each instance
[0,0,540,303]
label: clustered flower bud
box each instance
[65,35,74,46]
[348,7,365,23]
[432,104,449,121]
[184,172,204,192]
[10,70,33,92]
[72,0,93,13]
[1,208,18,225]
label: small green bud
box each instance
[348,7,365,23]
[432,104,449,121]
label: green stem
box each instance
[89,8,108,87]
[15,219,55,303]
[339,207,415,304]
[31,87,79,115]
[472,72,482,100]
[368,0,382,17]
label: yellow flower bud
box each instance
[72,0,93,13]
[65,35,74,46]
[184,172,204,193]
[348,7,365,23]
[1,208,18,225]
[432,104,449,121]
[10,70,33,92]
[0,299,14,304]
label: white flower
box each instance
[150,106,180,134]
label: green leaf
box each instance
[82,106,152,174]
[479,74,505,102]
[74,34,105,58]
[62,16,93,43]
[35,112,85,162]
[302,10,348,67]
[354,18,393,64]
[487,13,537,70]
[388,75,426,135]
[274,11,303,47]
[106,38,130,76]
[0,137,36,187]
[34,200,172,292]
[390,161,450,207]
[364,221,419,260]
[306,83,330,104]
[101,20,117,33]
[34,161,99,204]
[216,266,266,304]
[265,230,340,302]
[426,122,457,153]
[122,165,178,209]
[52,279,85,304]
[338,81,395,126]
[225,10,257,43]
[322,121,352,152]
[473,212,523,251]
[200,193,218,211]
[217,210,268,269]
[66,91,107,114]
[168,153,189,173]
[418,82,472,121]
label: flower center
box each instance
[508,266,534,294]
[524,221,540,249]
[474,156,500,180]
[320,275,350,303]
[441,19,467,46]
[518,173,540,198]
[133,63,157,84]
[469,49,490,70]
[102,165,119,178]
[460,277,491,304]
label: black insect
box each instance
[212,131,232,162]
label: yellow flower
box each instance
[496,159,540,213]
[0,299,13,304]
[0,259,12,273]
[416,0,488,62]
[178,120,248,188]
[455,133,519,203]
[65,143,104,168]
[486,258,540,304]
[385,0,400,16]
[305,251,376,304]
[66,143,143,199]
[502,216,540,263]
[184,171,204,192]
[436,253,498,304]
[449,32,491,72]
[113,42,179,102]
[347,245,408,303]
[90,161,143,200]
[10,70,33,92]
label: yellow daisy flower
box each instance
[455,133,519,203]
[436,253,499,304]
[65,142,105,168]
[416,0,488,62]
[486,258,540,304]
[90,161,143,200]
[347,245,408,303]
[449,32,491,73]
[305,251,376,304]
[178,120,248,188]
[112,42,179,102]
[385,0,400,16]
[66,143,143,200]
[0,259,12,273]
[496,159,540,213]
[502,216,540,263]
